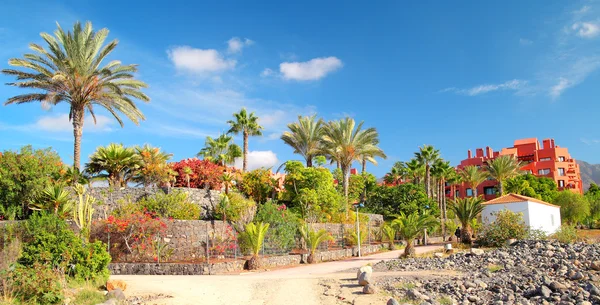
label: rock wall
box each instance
[84,187,221,219]
[108,244,384,275]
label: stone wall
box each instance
[108,244,384,275]
[85,187,221,219]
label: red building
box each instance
[447,138,583,201]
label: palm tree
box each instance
[459,165,488,197]
[505,178,529,195]
[414,145,440,199]
[221,171,236,195]
[197,134,242,166]
[432,160,452,240]
[281,115,324,167]
[406,158,424,185]
[486,155,523,195]
[85,143,142,188]
[321,118,383,214]
[392,212,438,257]
[300,227,334,263]
[183,166,193,188]
[2,21,149,170]
[30,185,73,218]
[359,139,387,173]
[227,108,263,172]
[450,197,485,244]
[239,222,270,270]
[381,224,396,250]
[384,161,408,185]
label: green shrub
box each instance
[254,200,300,251]
[19,213,110,283]
[72,287,105,305]
[139,190,200,220]
[344,228,367,247]
[217,192,256,224]
[12,262,65,304]
[527,228,548,240]
[479,209,528,247]
[552,225,578,244]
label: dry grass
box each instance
[577,230,600,242]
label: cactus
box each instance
[73,183,95,240]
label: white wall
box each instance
[482,201,529,225]
[527,201,561,234]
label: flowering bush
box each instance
[101,211,170,262]
[170,158,225,190]
[478,209,528,247]
[255,200,300,251]
[209,225,237,257]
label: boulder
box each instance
[590,261,600,271]
[387,299,400,305]
[358,271,372,286]
[362,283,377,294]
[106,288,126,301]
[406,289,430,301]
[356,265,373,279]
[538,285,552,298]
[470,248,484,256]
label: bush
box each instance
[527,228,548,240]
[254,200,300,251]
[19,213,111,283]
[12,262,65,304]
[239,168,275,204]
[0,146,64,219]
[138,190,201,220]
[216,192,257,224]
[170,158,225,190]
[552,191,590,225]
[478,209,528,247]
[551,225,578,244]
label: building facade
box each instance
[447,138,583,201]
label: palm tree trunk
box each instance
[425,165,431,198]
[473,185,478,197]
[243,130,249,172]
[440,179,445,241]
[306,157,312,167]
[361,158,366,173]
[461,225,473,244]
[342,164,350,218]
[498,180,503,195]
[404,239,415,257]
[72,107,85,170]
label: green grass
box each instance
[438,296,453,305]
[395,281,416,290]
[487,264,503,273]
[72,288,105,305]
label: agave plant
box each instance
[381,224,396,250]
[239,222,270,270]
[30,185,73,218]
[392,212,438,257]
[72,183,95,240]
[300,226,334,264]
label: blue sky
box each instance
[1,1,600,177]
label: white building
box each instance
[481,193,561,235]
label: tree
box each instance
[135,144,172,188]
[300,227,334,263]
[459,165,488,197]
[381,224,396,250]
[392,212,438,257]
[414,145,440,198]
[85,143,141,188]
[321,118,383,215]
[239,168,274,204]
[2,21,149,170]
[366,183,437,220]
[227,108,263,172]
[197,134,241,166]
[585,183,600,226]
[239,222,269,270]
[183,166,193,188]
[281,115,324,167]
[432,160,452,240]
[450,197,485,244]
[486,155,522,195]
[552,191,590,225]
[29,185,73,218]
[406,158,424,185]
[0,146,63,219]
[359,138,387,173]
[505,174,559,203]
[384,161,407,186]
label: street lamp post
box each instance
[354,202,364,257]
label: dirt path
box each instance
[114,245,443,305]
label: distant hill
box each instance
[577,160,600,191]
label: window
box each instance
[540,157,551,161]
[558,180,565,187]
[466,188,473,197]
[476,165,481,169]
[455,190,460,198]
[445,189,450,195]
[558,168,565,176]
[558,156,565,162]
[484,187,496,195]
[538,169,550,175]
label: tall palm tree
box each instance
[227,108,263,172]
[486,155,523,195]
[321,118,383,212]
[414,145,440,199]
[450,197,485,244]
[85,143,142,188]
[384,161,407,186]
[281,115,324,167]
[459,165,488,197]
[197,134,242,166]
[359,138,387,173]
[432,160,452,240]
[392,212,438,257]
[406,158,424,184]
[2,22,149,170]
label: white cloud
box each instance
[227,37,254,54]
[519,38,533,45]
[581,138,600,145]
[574,6,591,15]
[234,150,279,170]
[35,114,113,132]
[167,46,236,73]
[549,77,571,98]
[442,79,527,96]
[548,56,600,98]
[279,57,343,81]
[572,22,600,38]
[260,68,274,77]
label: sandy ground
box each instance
[113,245,443,305]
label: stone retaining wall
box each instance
[108,244,384,275]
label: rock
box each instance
[106,288,126,301]
[356,265,373,279]
[467,295,480,302]
[538,285,552,298]
[550,281,567,291]
[106,279,127,292]
[590,261,600,271]
[434,252,444,258]
[407,288,430,301]
[577,302,592,305]
[570,272,584,281]
[387,299,400,305]
[470,248,484,256]
[362,283,377,294]
[358,271,372,286]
